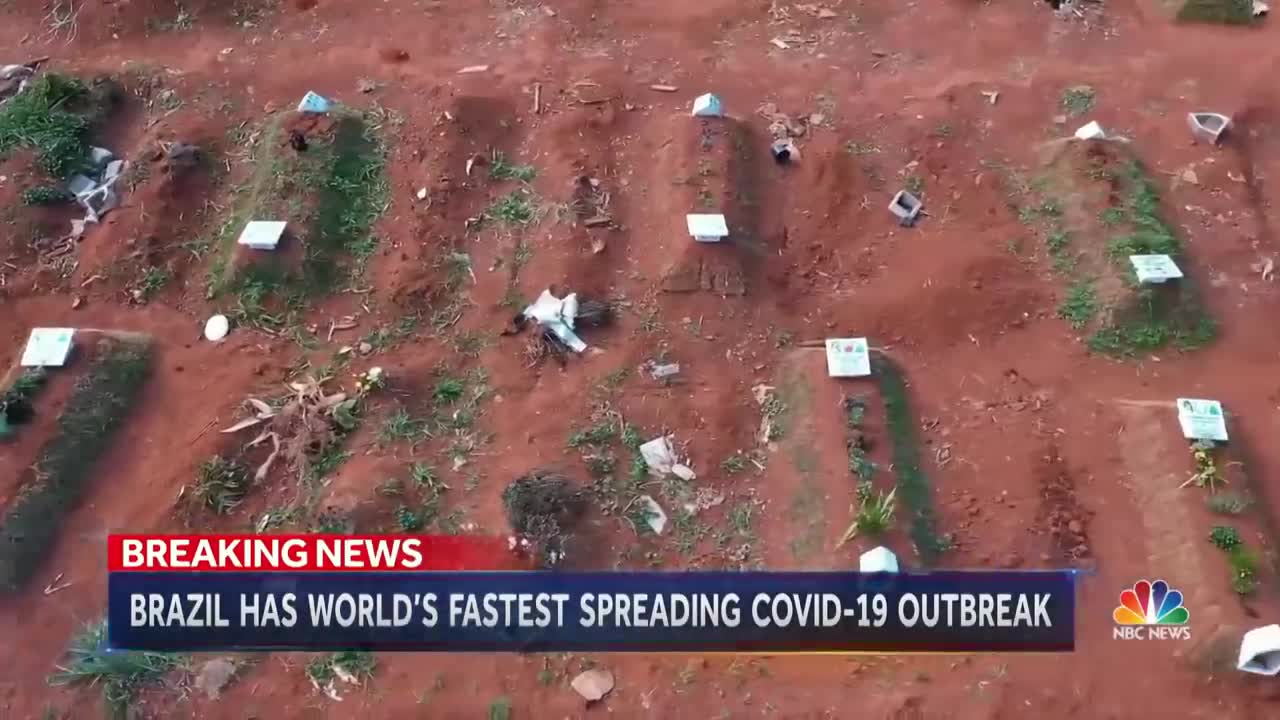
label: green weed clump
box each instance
[49,620,182,719]
[0,73,95,177]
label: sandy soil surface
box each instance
[3,0,1280,718]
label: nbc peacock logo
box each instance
[1112,579,1192,640]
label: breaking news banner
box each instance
[106,535,1077,653]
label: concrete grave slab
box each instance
[237,221,287,251]
[21,328,74,367]
[1130,254,1183,283]
[687,213,729,242]
[691,93,723,118]
[297,91,333,114]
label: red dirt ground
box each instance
[4,1,1280,718]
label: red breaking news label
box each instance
[108,534,524,572]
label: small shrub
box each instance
[720,454,747,476]
[432,378,464,405]
[856,488,896,536]
[49,620,181,717]
[193,456,251,514]
[0,73,94,177]
[1208,525,1241,551]
[21,185,71,205]
[394,505,425,532]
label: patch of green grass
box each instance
[49,620,182,719]
[1176,0,1256,25]
[1228,545,1259,595]
[0,341,150,591]
[21,185,71,205]
[844,140,880,155]
[1,367,47,440]
[1209,525,1242,550]
[489,696,512,720]
[1099,207,1126,226]
[485,190,537,225]
[1058,281,1097,329]
[875,355,945,563]
[136,266,169,301]
[1060,85,1095,117]
[306,651,376,686]
[378,408,429,446]
[720,454,747,476]
[489,153,536,182]
[568,420,617,448]
[192,456,251,514]
[0,73,98,178]
[433,377,465,405]
[850,488,896,539]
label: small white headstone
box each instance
[237,221,287,251]
[1074,121,1106,140]
[21,328,74,367]
[825,338,871,378]
[1129,254,1183,284]
[860,546,899,573]
[691,93,723,118]
[686,213,729,242]
[1177,398,1228,442]
[296,91,333,114]
[1239,625,1280,676]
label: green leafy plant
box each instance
[21,185,71,205]
[193,456,251,514]
[720,454,747,475]
[49,620,182,718]
[1060,85,1095,117]
[1209,525,1241,551]
[394,505,425,532]
[489,153,536,182]
[838,488,896,547]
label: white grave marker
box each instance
[21,328,74,367]
[1129,254,1183,284]
[1177,398,1228,442]
[825,338,871,377]
[686,214,729,242]
[237,221,287,251]
[296,91,333,114]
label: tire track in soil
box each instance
[1115,403,1225,648]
